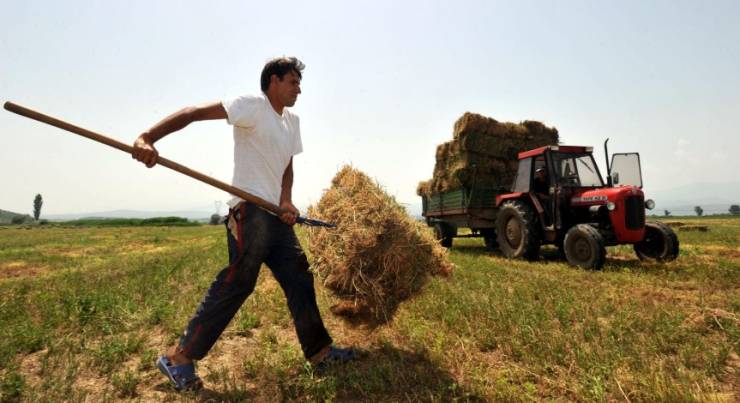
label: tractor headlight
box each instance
[606,201,616,211]
[645,199,655,210]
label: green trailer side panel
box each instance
[468,188,500,209]
[423,187,505,215]
[428,189,465,211]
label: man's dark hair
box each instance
[260,57,305,92]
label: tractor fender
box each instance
[496,192,527,208]
[496,192,553,240]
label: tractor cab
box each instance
[494,141,677,269]
[499,146,613,236]
[512,145,644,194]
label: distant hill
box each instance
[647,181,740,205]
[43,209,215,221]
[0,208,34,224]
[647,181,740,216]
[647,204,736,216]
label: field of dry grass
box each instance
[0,216,738,401]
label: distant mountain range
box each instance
[41,209,216,221]
[647,181,740,215]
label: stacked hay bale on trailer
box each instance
[418,112,559,247]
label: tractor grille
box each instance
[624,196,645,230]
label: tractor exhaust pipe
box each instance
[604,138,612,187]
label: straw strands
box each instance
[307,166,453,325]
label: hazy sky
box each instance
[2,0,738,215]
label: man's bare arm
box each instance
[280,158,294,205]
[133,102,227,167]
[279,158,299,225]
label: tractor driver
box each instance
[533,167,553,226]
[533,167,549,197]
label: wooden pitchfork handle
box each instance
[3,101,335,227]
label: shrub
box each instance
[210,214,223,225]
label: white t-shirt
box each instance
[222,94,303,208]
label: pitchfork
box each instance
[4,102,335,228]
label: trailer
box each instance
[421,186,506,249]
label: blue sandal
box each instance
[156,356,203,391]
[315,346,356,372]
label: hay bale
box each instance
[418,112,559,196]
[679,225,709,232]
[416,179,433,197]
[453,112,499,139]
[307,166,453,325]
[454,113,558,159]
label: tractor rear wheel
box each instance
[634,221,679,262]
[563,224,606,269]
[433,222,455,248]
[496,201,540,260]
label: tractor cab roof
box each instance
[518,145,594,160]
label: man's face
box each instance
[271,71,302,107]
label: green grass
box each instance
[0,217,737,401]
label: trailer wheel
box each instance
[634,221,679,262]
[496,201,540,260]
[481,229,498,250]
[563,224,606,270]
[434,222,455,248]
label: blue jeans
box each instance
[177,202,333,360]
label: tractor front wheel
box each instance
[563,224,606,269]
[634,221,679,262]
[496,201,540,260]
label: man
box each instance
[533,166,554,227]
[132,57,354,391]
[533,167,549,196]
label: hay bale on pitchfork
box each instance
[307,166,453,325]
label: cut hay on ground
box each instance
[307,166,453,325]
[418,112,559,196]
[679,225,709,232]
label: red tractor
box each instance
[495,140,679,269]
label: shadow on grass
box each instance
[197,387,256,402]
[153,381,257,402]
[447,242,684,276]
[151,344,483,402]
[323,344,485,402]
[449,244,499,257]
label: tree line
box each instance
[663,205,740,217]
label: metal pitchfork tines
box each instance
[3,101,336,229]
[296,216,336,228]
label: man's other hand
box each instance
[132,134,159,168]
[279,201,299,226]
